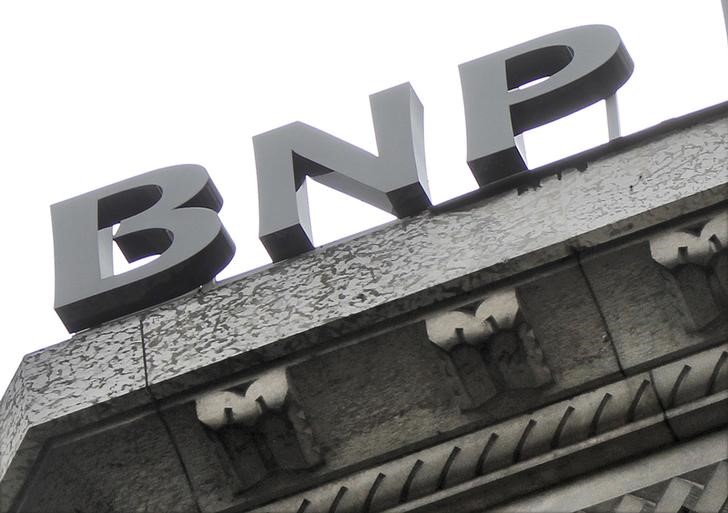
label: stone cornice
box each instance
[2,108,728,511]
[486,434,727,512]
[249,344,728,513]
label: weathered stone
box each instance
[163,369,322,512]
[449,344,498,408]
[247,358,683,513]
[649,211,727,269]
[425,287,554,410]
[196,390,261,429]
[15,411,197,513]
[516,261,621,390]
[648,210,728,332]
[0,316,147,511]
[186,287,616,510]
[195,368,321,476]
[581,234,728,373]
[671,264,723,330]
[156,401,242,512]
[287,322,461,476]
[649,343,728,439]
[2,105,728,512]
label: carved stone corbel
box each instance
[425,288,552,410]
[650,212,728,331]
[195,368,322,490]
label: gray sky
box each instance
[0,1,726,397]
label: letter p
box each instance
[459,25,634,186]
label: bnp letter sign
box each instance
[52,25,633,332]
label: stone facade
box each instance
[1,102,727,512]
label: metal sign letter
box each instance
[459,25,634,186]
[51,164,235,332]
[253,83,431,262]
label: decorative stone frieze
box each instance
[488,434,728,513]
[583,460,728,513]
[425,288,553,410]
[195,368,322,490]
[650,211,728,331]
[248,344,728,513]
[3,109,728,512]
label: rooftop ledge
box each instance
[1,101,727,511]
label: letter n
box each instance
[253,83,431,262]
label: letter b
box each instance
[51,164,235,332]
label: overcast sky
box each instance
[0,1,726,397]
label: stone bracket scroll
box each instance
[650,211,728,332]
[195,368,322,491]
[425,288,553,410]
